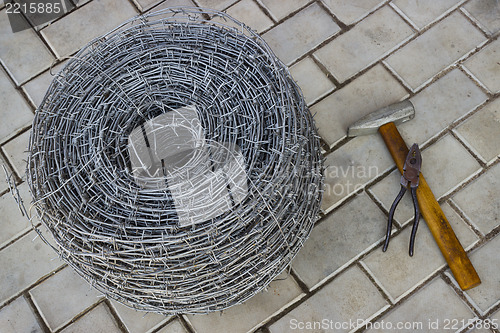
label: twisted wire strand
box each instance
[27,7,324,314]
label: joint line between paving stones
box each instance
[181,314,200,333]
[459,65,496,98]
[23,291,51,333]
[447,198,485,239]
[251,0,278,25]
[458,7,491,40]
[149,315,184,333]
[450,130,488,168]
[0,264,67,312]
[0,222,43,252]
[440,271,484,318]
[53,298,106,333]
[260,260,360,330]
[0,61,37,114]
[103,298,131,333]
[357,261,394,305]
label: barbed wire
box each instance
[26,7,324,314]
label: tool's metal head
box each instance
[347,100,415,137]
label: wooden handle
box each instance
[378,122,481,290]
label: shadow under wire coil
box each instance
[27,7,324,314]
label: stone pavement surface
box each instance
[0,0,499,332]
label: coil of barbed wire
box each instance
[27,7,324,314]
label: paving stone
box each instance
[269,266,388,333]
[0,231,62,305]
[321,0,386,25]
[461,234,500,314]
[22,60,67,108]
[366,277,474,332]
[0,11,55,84]
[398,69,487,146]
[315,6,414,83]
[41,0,138,58]
[312,65,408,148]
[463,0,500,35]
[143,0,197,16]
[134,0,164,12]
[156,319,188,333]
[0,68,33,143]
[293,193,387,288]
[361,202,478,301]
[223,0,274,33]
[455,98,500,164]
[419,134,481,199]
[2,130,30,178]
[258,0,305,21]
[187,273,303,333]
[391,0,462,30]
[490,309,500,331]
[0,182,32,248]
[385,12,486,90]
[289,57,335,105]
[0,296,43,333]
[263,3,340,65]
[464,39,500,94]
[60,303,122,333]
[111,300,169,333]
[0,155,12,194]
[452,163,500,235]
[195,0,238,11]
[321,134,394,212]
[29,266,103,331]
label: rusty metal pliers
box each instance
[383,143,422,256]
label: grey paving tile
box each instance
[187,273,302,333]
[0,231,63,305]
[392,0,463,30]
[263,3,340,65]
[463,0,500,35]
[490,309,500,331]
[289,57,335,106]
[419,135,481,199]
[111,300,169,333]
[269,266,389,333]
[315,6,414,83]
[0,155,12,194]
[464,39,500,94]
[366,277,475,332]
[0,11,55,84]
[0,68,34,143]
[0,296,43,333]
[399,69,488,146]
[135,0,164,12]
[258,0,305,21]
[312,64,408,148]
[2,130,30,178]
[361,202,478,301]
[40,0,138,58]
[156,319,188,333]
[321,0,385,25]
[143,0,197,16]
[29,266,103,331]
[195,0,238,11]
[455,98,500,164]
[21,61,67,108]
[293,193,387,288]
[385,12,486,90]
[59,303,122,333]
[321,134,394,212]
[461,233,500,314]
[452,162,500,235]
[223,0,274,33]
[0,182,32,248]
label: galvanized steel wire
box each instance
[27,7,324,314]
